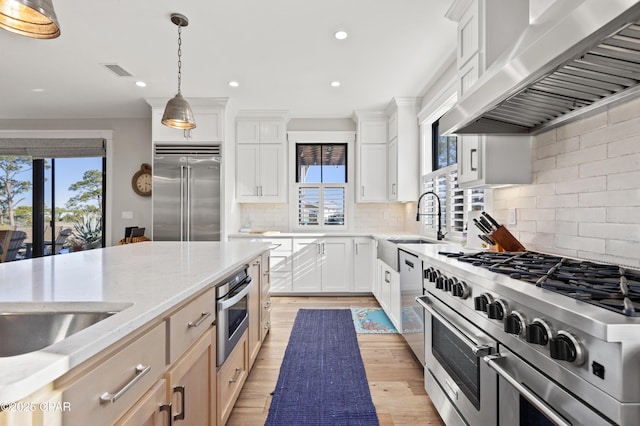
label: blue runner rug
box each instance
[265,309,379,426]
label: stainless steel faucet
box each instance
[416,191,446,240]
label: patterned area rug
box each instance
[351,307,398,334]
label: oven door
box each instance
[418,295,498,426]
[485,346,613,426]
[217,276,253,366]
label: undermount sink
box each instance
[377,237,434,271]
[387,238,433,244]
[0,302,130,357]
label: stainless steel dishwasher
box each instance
[399,249,424,365]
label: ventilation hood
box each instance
[440,0,640,135]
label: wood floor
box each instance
[227,296,445,425]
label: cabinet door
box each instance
[292,239,322,292]
[153,109,222,142]
[259,120,285,144]
[358,144,387,202]
[373,259,383,302]
[321,238,352,292]
[217,331,248,426]
[388,138,398,201]
[258,144,285,201]
[359,119,388,144]
[116,379,170,426]
[457,1,480,68]
[261,252,271,341]
[247,257,262,368]
[380,262,392,312]
[389,270,401,331]
[236,144,260,200]
[166,328,215,426]
[236,120,260,144]
[458,135,481,184]
[353,238,374,293]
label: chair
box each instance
[0,230,27,262]
[44,228,73,255]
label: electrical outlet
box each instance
[383,211,389,220]
[508,208,517,225]
[121,211,133,220]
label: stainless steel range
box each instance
[417,248,640,426]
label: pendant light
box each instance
[162,13,196,130]
[0,0,61,39]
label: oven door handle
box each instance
[218,277,253,310]
[484,354,572,426]
[416,295,493,357]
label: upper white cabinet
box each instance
[235,113,289,203]
[447,0,529,99]
[146,98,227,142]
[354,112,388,202]
[386,98,420,202]
[458,135,532,188]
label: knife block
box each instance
[490,226,526,252]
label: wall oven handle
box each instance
[416,295,493,356]
[484,354,572,426]
[218,278,253,310]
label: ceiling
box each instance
[0,0,457,120]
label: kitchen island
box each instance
[0,240,270,425]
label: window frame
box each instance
[287,131,355,231]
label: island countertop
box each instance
[0,241,270,403]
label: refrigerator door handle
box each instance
[180,165,186,242]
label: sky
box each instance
[13,157,102,209]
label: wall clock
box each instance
[132,163,152,196]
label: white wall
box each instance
[492,97,640,267]
[0,118,152,245]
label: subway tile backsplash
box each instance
[493,97,640,267]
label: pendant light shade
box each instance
[162,93,196,130]
[0,0,61,39]
[162,13,196,130]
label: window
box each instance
[432,118,457,170]
[295,143,347,227]
[422,165,484,239]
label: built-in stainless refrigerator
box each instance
[152,144,221,241]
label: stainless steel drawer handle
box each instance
[484,354,571,426]
[159,403,173,426]
[444,378,458,400]
[99,364,151,404]
[187,311,212,328]
[229,367,243,383]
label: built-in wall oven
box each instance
[216,266,253,367]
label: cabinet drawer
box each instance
[168,287,216,363]
[217,330,248,426]
[59,322,166,426]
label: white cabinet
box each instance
[235,115,288,203]
[355,112,389,202]
[353,237,374,292]
[386,98,420,202]
[292,238,352,293]
[458,135,532,188]
[376,259,401,331]
[448,0,529,99]
[152,108,223,142]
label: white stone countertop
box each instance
[0,241,270,403]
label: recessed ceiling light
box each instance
[331,81,341,87]
[228,81,239,87]
[334,30,348,40]
[135,81,147,87]
[31,88,45,92]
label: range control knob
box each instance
[525,318,553,346]
[435,275,446,290]
[445,277,457,292]
[549,331,585,365]
[504,312,527,336]
[474,293,494,312]
[487,300,509,320]
[424,268,437,283]
[452,281,470,299]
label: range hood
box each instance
[440,0,640,135]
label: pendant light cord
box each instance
[177,25,183,94]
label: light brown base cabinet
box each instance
[216,330,248,426]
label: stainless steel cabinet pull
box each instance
[361,186,365,197]
[484,354,571,426]
[173,385,186,421]
[385,270,391,283]
[355,243,359,255]
[444,378,458,400]
[229,367,243,383]
[160,403,173,426]
[392,183,396,195]
[187,311,211,328]
[99,364,151,404]
[470,148,478,171]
